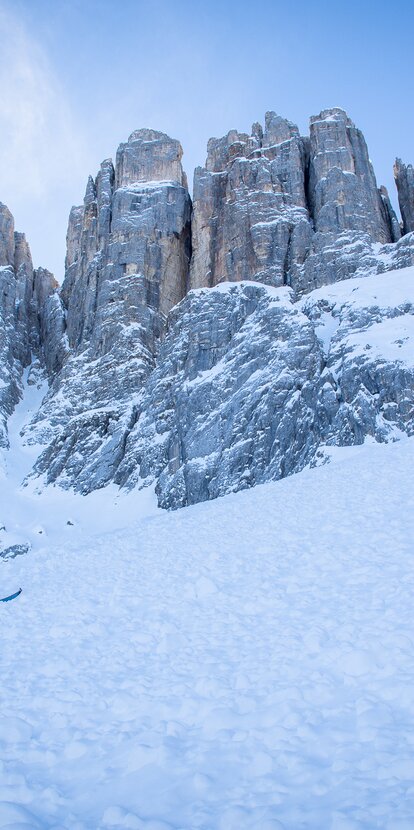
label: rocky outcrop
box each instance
[191,108,402,297]
[62,129,191,355]
[0,264,21,449]
[114,283,324,507]
[25,129,192,478]
[291,108,409,291]
[394,158,414,235]
[32,265,414,507]
[0,202,15,267]
[115,128,187,189]
[190,113,311,291]
[32,268,67,376]
[111,269,413,509]
[4,110,414,510]
[380,186,401,243]
[302,267,414,444]
[0,204,59,452]
[307,108,391,241]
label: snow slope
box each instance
[302,265,414,366]
[1,382,414,828]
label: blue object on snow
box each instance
[0,588,22,602]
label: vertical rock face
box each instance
[114,283,324,507]
[115,129,187,189]
[62,129,191,353]
[190,113,312,291]
[113,269,414,510]
[379,186,401,243]
[297,108,399,293]
[32,268,66,376]
[191,108,401,296]
[307,108,391,241]
[394,158,414,234]
[0,260,21,449]
[28,129,192,489]
[0,203,15,267]
[0,205,58,452]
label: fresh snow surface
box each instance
[1,372,414,829]
[306,265,414,310]
[301,265,414,370]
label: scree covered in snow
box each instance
[1,369,414,829]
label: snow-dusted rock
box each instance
[0,542,30,561]
[191,108,409,297]
[31,266,414,508]
[3,111,414,509]
[190,113,312,291]
[394,157,414,235]
[115,282,324,507]
[62,129,191,355]
[294,227,414,294]
[303,266,414,446]
[0,206,58,452]
[113,269,414,508]
[26,129,192,486]
[0,265,23,449]
[307,108,391,242]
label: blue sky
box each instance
[0,0,413,280]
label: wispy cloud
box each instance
[0,7,86,194]
[0,5,88,275]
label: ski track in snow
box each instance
[1,381,414,828]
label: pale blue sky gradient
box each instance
[0,0,413,280]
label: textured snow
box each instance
[191,281,293,304]
[301,265,414,367]
[1,376,414,828]
[118,181,183,192]
[303,264,414,309]
[344,315,414,364]
[312,310,340,356]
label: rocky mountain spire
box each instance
[379,186,401,243]
[307,108,392,242]
[190,107,402,296]
[0,202,15,267]
[62,129,191,353]
[115,128,187,189]
[190,112,311,291]
[394,158,414,235]
[27,128,192,492]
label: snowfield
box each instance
[1,387,414,828]
[301,265,414,366]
